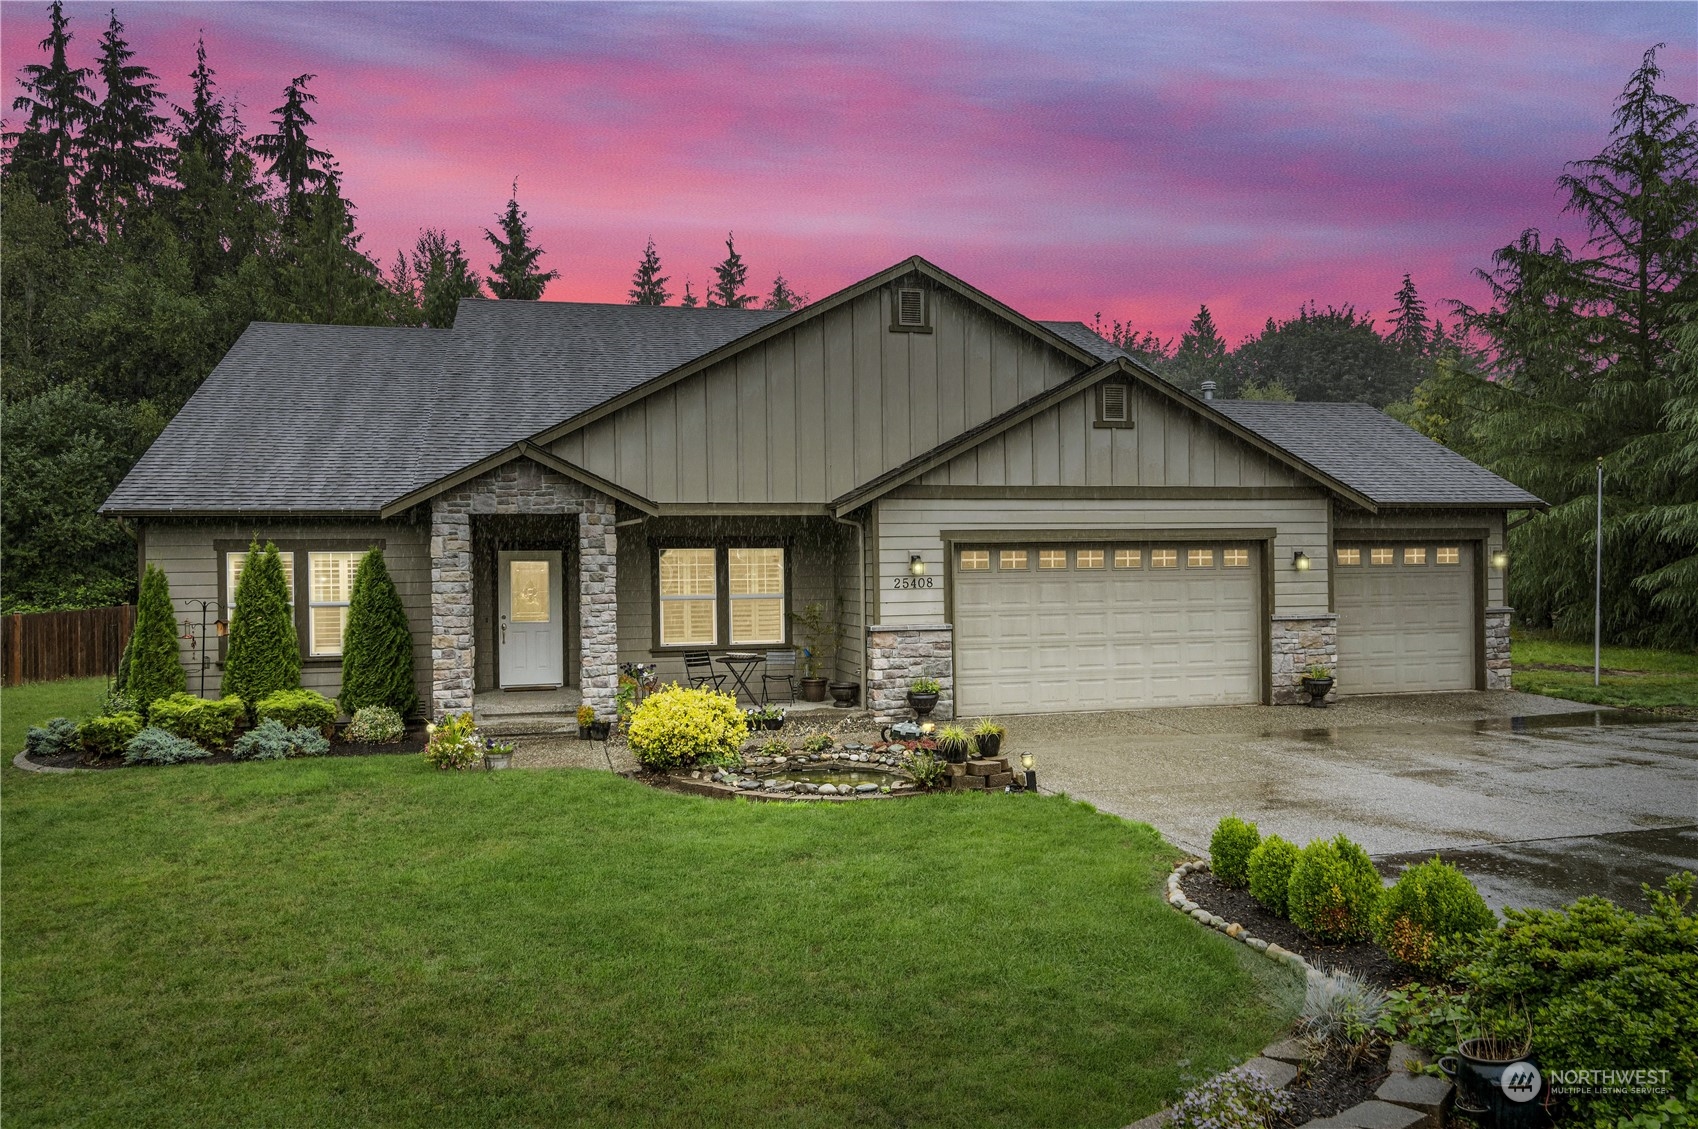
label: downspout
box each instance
[833,511,868,693]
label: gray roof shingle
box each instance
[1211,400,1544,507]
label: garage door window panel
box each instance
[1038,549,1067,570]
[1436,547,1459,565]
[1151,549,1178,568]
[1114,549,1142,569]
[1404,548,1427,565]
[959,549,990,571]
[1076,549,1104,569]
[999,549,1028,570]
[1370,548,1394,566]
[1337,548,1361,566]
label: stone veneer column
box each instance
[1484,607,1513,690]
[578,501,619,718]
[866,623,953,723]
[1270,614,1338,705]
[430,503,475,717]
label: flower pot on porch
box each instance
[906,691,939,718]
[799,677,829,702]
[827,681,859,708]
[1300,676,1334,708]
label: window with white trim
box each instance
[1404,547,1428,565]
[659,548,717,646]
[308,551,363,656]
[728,548,785,645]
[227,550,296,620]
[1370,548,1394,566]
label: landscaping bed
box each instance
[21,722,428,771]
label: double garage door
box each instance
[1334,542,1476,694]
[954,542,1261,715]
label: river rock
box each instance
[819,784,838,795]
[855,783,878,793]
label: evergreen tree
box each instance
[763,272,805,311]
[483,182,558,299]
[679,278,699,308]
[337,549,418,716]
[412,227,483,328]
[267,170,391,325]
[127,562,187,714]
[1230,302,1412,405]
[1088,312,1175,371]
[4,0,94,206]
[1169,304,1230,394]
[77,9,169,231]
[251,73,331,224]
[707,232,752,308]
[172,37,239,177]
[222,540,300,708]
[1386,273,1431,355]
[628,237,670,305]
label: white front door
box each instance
[498,550,564,689]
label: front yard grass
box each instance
[1513,629,1698,712]
[1,675,109,755]
[2,757,1299,1128]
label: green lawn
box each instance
[1,676,109,755]
[1513,630,1698,712]
[2,757,1298,1128]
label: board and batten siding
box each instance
[1333,507,1509,607]
[876,497,1332,625]
[547,283,1089,504]
[140,519,432,709]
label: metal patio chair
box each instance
[762,649,797,705]
[684,651,725,691]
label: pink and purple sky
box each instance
[4,2,1695,341]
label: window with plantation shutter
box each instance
[308,551,363,656]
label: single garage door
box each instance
[1334,543,1475,694]
[954,542,1261,715]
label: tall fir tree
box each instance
[77,9,169,231]
[172,37,239,176]
[4,0,94,207]
[628,237,670,305]
[679,279,699,308]
[126,562,187,714]
[763,272,805,311]
[1170,304,1230,394]
[412,227,483,327]
[337,549,417,717]
[707,233,752,308]
[1386,273,1431,355]
[268,170,391,325]
[222,540,301,709]
[251,73,331,224]
[483,182,558,299]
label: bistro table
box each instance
[716,652,765,704]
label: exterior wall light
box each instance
[1491,549,1509,569]
[1292,551,1311,572]
[1020,751,1036,791]
[909,553,926,576]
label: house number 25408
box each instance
[891,576,935,589]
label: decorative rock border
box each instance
[669,742,925,802]
[12,750,77,775]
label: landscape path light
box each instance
[1021,751,1036,792]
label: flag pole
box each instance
[1594,457,1603,687]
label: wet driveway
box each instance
[1021,691,1698,912]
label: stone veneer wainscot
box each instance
[1270,614,1338,706]
[1484,607,1512,691]
[867,623,954,723]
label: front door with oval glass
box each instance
[498,550,564,689]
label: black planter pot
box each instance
[1438,1042,1544,1127]
[800,677,829,703]
[582,721,611,740]
[827,681,860,708]
[975,733,1002,760]
[1300,676,1334,708]
[766,716,786,731]
[937,739,970,764]
[906,691,939,718]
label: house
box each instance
[101,256,1544,722]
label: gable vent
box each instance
[1100,382,1129,424]
[896,288,925,327]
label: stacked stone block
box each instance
[1270,613,1338,705]
[866,623,953,723]
[1484,607,1512,690]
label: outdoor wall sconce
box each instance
[1491,549,1509,569]
[1292,551,1311,572]
[909,553,926,576]
[1021,751,1036,791]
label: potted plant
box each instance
[907,676,941,718]
[971,717,1006,760]
[827,679,860,708]
[746,704,785,731]
[1438,1033,1538,1126]
[576,704,597,740]
[935,723,973,763]
[1300,663,1335,708]
[791,602,836,703]
[482,737,515,771]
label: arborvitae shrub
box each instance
[1288,835,1383,942]
[223,540,300,711]
[127,563,187,716]
[1248,834,1302,916]
[1374,856,1496,971]
[1209,815,1261,888]
[337,549,417,718]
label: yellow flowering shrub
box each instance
[627,684,748,770]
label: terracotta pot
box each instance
[799,677,829,702]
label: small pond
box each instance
[767,765,908,788]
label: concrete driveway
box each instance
[1022,691,1698,910]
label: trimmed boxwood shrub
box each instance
[124,726,212,766]
[127,563,187,716]
[255,688,337,732]
[1288,835,1383,942]
[78,713,143,759]
[1209,815,1261,888]
[223,541,300,710]
[1247,834,1301,917]
[147,694,246,749]
[24,717,80,758]
[627,685,748,771]
[1374,856,1496,971]
[337,549,417,718]
[232,718,331,760]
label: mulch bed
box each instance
[23,725,428,771]
[1279,1046,1389,1127]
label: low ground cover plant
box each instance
[1167,1064,1293,1129]
[1210,815,1261,888]
[1297,968,1385,1064]
[232,719,331,761]
[346,706,406,745]
[627,686,748,770]
[255,689,337,733]
[906,751,947,789]
[1246,834,1300,916]
[1374,856,1496,972]
[24,717,79,759]
[124,726,212,766]
[1287,835,1381,942]
[147,694,246,749]
[77,712,143,759]
[801,732,835,754]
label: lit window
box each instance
[1222,548,1249,567]
[307,551,363,656]
[1370,548,1394,566]
[1076,549,1104,569]
[1436,547,1460,565]
[1114,549,1142,569]
[1336,548,1361,566]
[999,549,1028,570]
[1151,548,1178,568]
[1038,549,1067,569]
[227,550,296,621]
[729,548,785,645]
[959,550,989,571]
[1404,547,1428,565]
[1187,548,1214,568]
[659,548,717,646]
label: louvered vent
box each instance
[896,288,925,327]
[1101,383,1129,423]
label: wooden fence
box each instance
[2,605,136,687]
